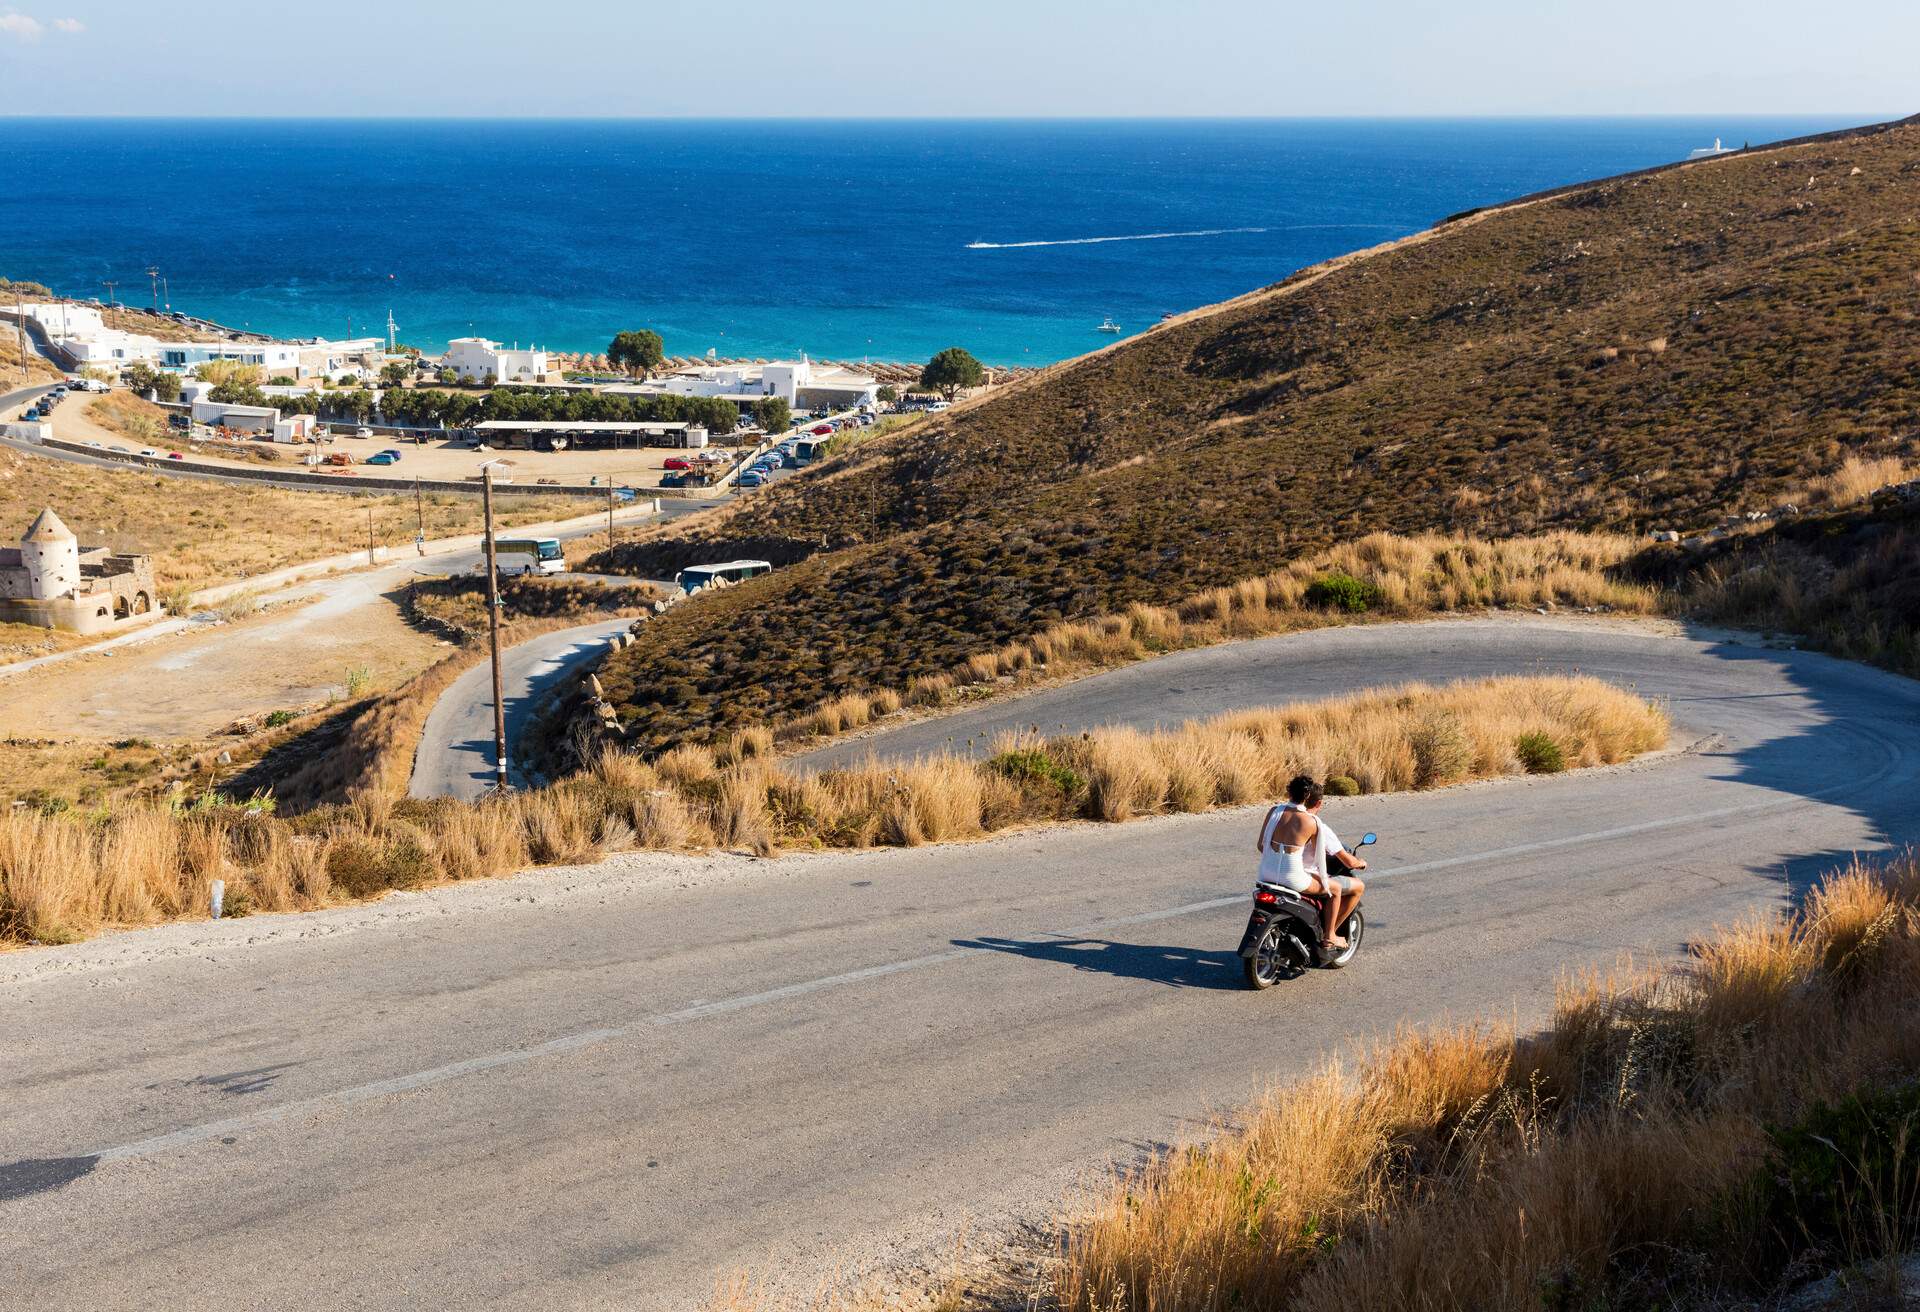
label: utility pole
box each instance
[481,464,509,792]
[366,507,376,566]
[606,476,615,556]
[161,274,171,313]
[413,478,425,555]
[101,280,118,307]
[146,267,161,312]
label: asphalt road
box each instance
[410,615,640,799]
[3,620,1916,1310]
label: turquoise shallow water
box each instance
[0,116,1861,365]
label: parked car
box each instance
[663,456,692,470]
[84,440,104,449]
[355,427,374,439]
[737,470,766,488]
[660,472,688,488]
[137,448,161,458]
[758,452,784,468]
[166,451,184,460]
[378,448,403,461]
[364,453,398,466]
[611,486,638,503]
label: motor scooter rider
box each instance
[1254,775,1368,950]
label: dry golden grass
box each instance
[1051,852,1920,1312]
[0,675,1663,946]
[1807,453,1917,508]
[0,447,581,590]
[780,532,1659,744]
[84,391,172,445]
[0,331,63,383]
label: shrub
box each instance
[988,748,1086,801]
[1515,730,1567,774]
[264,709,297,728]
[1761,1082,1920,1270]
[1408,710,1472,787]
[1303,572,1385,614]
[1324,774,1362,796]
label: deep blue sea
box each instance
[0,117,1864,366]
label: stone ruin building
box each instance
[0,508,158,635]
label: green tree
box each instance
[752,397,792,435]
[149,371,183,403]
[124,361,161,397]
[379,360,412,388]
[876,384,898,403]
[920,347,984,401]
[607,329,665,379]
[192,358,261,388]
[209,379,270,407]
[343,388,376,423]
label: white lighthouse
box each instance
[20,507,80,600]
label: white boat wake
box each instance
[965,222,1402,250]
[966,226,1269,249]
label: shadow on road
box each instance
[952,935,1242,990]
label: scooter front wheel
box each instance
[1243,922,1305,989]
[1319,908,1364,969]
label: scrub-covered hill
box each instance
[591,115,1920,753]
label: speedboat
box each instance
[1096,317,1123,334]
[1688,137,1736,160]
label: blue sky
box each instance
[0,0,1911,118]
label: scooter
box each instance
[1237,832,1377,989]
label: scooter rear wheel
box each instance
[1243,922,1305,989]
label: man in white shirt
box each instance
[1286,775,1368,949]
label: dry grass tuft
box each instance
[1049,851,1920,1312]
[0,675,1662,947]
[776,532,1660,747]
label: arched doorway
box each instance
[131,592,150,615]
[114,595,130,619]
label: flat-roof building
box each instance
[16,303,379,379]
[608,355,877,411]
[444,337,555,385]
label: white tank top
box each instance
[1257,804,1315,892]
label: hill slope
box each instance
[592,116,1920,753]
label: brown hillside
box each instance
[593,117,1920,753]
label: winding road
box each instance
[2,619,1916,1310]
[410,616,642,799]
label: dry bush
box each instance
[774,531,1660,747]
[0,676,1663,946]
[1808,454,1915,507]
[1052,852,1920,1312]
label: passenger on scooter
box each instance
[1254,775,1368,950]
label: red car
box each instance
[663,456,692,470]
[809,424,834,436]
[167,451,185,460]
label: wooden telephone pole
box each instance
[482,464,508,792]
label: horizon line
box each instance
[0,110,1901,123]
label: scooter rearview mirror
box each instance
[1361,832,1377,846]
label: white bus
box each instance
[494,537,565,576]
[676,559,772,593]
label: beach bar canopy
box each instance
[472,419,694,450]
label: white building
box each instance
[609,355,878,411]
[443,337,553,385]
[16,303,378,380]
